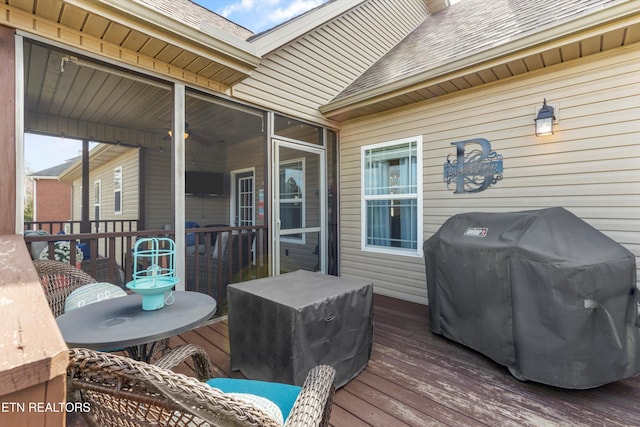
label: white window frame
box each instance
[93,180,101,232]
[361,136,423,257]
[279,158,306,244]
[114,166,123,215]
[230,167,256,227]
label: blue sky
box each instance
[195,0,326,33]
[25,134,84,174]
[25,0,326,173]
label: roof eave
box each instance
[58,161,82,183]
[321,0,640,119]
[250,0,368,56]
[66,0,261,75]
[58,144,119,183]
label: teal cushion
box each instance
[206,378,301,421]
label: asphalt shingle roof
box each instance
[333,0,626,101]
[136,0,254,40]
[31,157,80,178]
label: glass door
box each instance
[273,140,325,275]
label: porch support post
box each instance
[80,139,91,233]
[173,84,186,290]
[0,25,17,234]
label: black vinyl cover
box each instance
[424,207,640,388]
[228,271,373,388]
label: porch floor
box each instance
[169,294,640,426]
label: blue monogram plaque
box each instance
[444,138,503,194]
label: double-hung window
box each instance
[362,136,422,255]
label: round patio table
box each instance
[56,291,216,362]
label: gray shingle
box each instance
[135,0,254,40]
[30,157,80,178]
[333,0,625,101]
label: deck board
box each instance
[174,294,640,427]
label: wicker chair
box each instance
[67,346,336,427]
[186,231,255,305]
[80,257,125,287]
[33,259,97,317]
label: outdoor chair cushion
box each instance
[64,282,127,312]
[211,230,229,259]
[204,224,228,250]
[25,229,50,259]
[207,377,302,422]
[185,221,200,246]
[186,244,207,255]
[185,225,229,256]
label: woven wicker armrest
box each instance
[154,343,215,381]
[285,365,336,427]
[68,348,292,427]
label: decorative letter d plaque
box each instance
[443,138,503,194]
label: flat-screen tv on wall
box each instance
[185,171,226,196]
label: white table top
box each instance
[56,291,216,350]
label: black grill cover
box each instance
[423,207,640,388]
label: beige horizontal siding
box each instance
[234,0,429,125]
[144,147,173,229]
[72,149,139,223]
[339,44,640,303]
[144,143,235,230]
[120,151,140,220]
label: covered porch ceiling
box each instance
[23,39,265,154]
[10,0,267,155]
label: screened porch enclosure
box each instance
[22,38,339,302]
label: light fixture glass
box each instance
[167,123,190,139]
[534,99,555,136]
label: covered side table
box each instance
[228,270,373,388]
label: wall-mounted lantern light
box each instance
[534,99,556,136]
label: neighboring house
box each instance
[59,144,140,231]
[2,0,639,305]
[28,159,76,234]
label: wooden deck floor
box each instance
[171,294,640,427]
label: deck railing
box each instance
[24,219,139,235]
[23,225,268,306]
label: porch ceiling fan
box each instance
[163,123,212,146]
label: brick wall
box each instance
[34,179,72,234]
